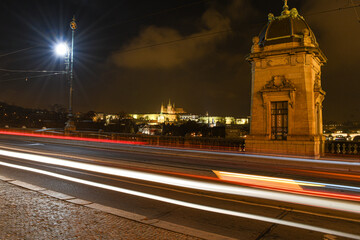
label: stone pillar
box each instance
[245,5,327,158]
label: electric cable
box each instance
[349,0,360,23]
[107,0,210,28]
[305,3,360,16]
[0,46,36,58]
[0,68,64,73]
[0,72,64,83]
[116,28,232,54]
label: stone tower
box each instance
[246,2,327,157]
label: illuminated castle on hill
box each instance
[94,100,248,126]
[160,100,185,115]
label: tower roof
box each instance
[258,2,317,47]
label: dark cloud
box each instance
[0,0,358,121]
[99,0,254,116]
[103,0,360,120]
[111,7,231,69]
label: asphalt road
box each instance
[0,134,359,240]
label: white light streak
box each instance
[0,160,359,240]
[214,171,360,192]
[0,148,359,214]
[137,145,360,166]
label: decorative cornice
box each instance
[246,46,327,64]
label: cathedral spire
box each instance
[161,102,164,114]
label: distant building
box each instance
[179,114,198,122]
[93,100,249,130]
[127,100,184,124]
[92,112,105,122]
[138,124,162,135]
[160,100,185,115]
[198,116,249,127]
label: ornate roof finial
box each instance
[268,13,275,22]
[283,0,288,9]
[282,0,290,15]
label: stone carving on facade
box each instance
[290,8,299,18]
[314,72,321,89]
[260,76,296,108]
[267,58,289,67]
[302,28,312,46]
[315,102,322,110]
[251,36,260,53]
[262,75,295,90]
[268,13,275,22]
[314,71,326,105]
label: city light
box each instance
[54,42,69,56]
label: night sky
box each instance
[0,0,359,121]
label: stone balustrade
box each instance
[325,141,360,155]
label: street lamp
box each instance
[55,43,69,57]
[56,16,77,133]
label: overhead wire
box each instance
[2,1,356,61]
[0,72,64,83]
[0,1,358,81]
[109,0,210,27]
[304,3,360,17]
[115,3,360,55]
[349,0,360,22]
[0,68,64,73]
[117,29,232,54]
[0,46,36,58]
[0,0,211,79]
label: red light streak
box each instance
[1,130,359,202]
[283,168,360,182]
[0,131,147,145]
[0,130,243,152]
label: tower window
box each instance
[271,101,288,140]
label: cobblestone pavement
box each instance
[0,180,201,240]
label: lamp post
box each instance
[56,16,77,133]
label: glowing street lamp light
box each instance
[56,16,77,133]
[55,43,69,57]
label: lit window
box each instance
[271,101,288,140]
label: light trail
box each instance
[284,168,360,181]
[213,171,360,193]
[0,160,360,240]
[0,148,359,213]
[150,146,360,166]
[1,143,359,223]
[0,131,146,145]
[1,130,359,167]
[108,140,360,166]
